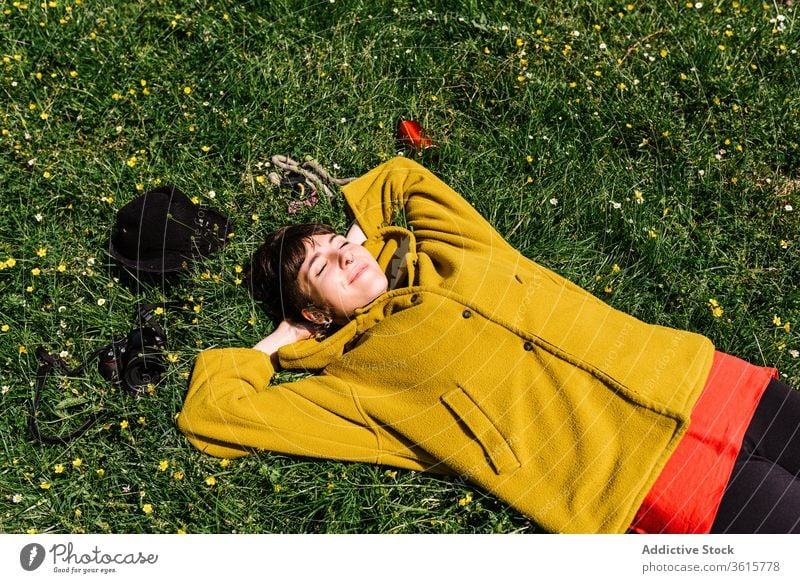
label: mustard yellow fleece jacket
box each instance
[178,157,715,533]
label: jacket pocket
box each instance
[441,386,520,475]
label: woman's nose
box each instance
[338,250,352,267]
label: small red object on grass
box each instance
[396,119,434,150]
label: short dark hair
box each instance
[246,223,337,323]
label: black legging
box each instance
[711,378,800,533]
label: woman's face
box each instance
[298,233,388,323]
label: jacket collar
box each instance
[363,226,417,291]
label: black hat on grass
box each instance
[109,186,233,274]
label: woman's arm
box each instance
[345,220,367,245]
[178,346,381,460]
[253,319,316,367]
[341,157,513,254]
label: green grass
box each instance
[1,0,799,534]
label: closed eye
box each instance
[315,239,349,276]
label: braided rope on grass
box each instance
[268,154,355,201]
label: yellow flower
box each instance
[219,459,230,468]
[57,263,66,272]
[173,470,184,480]
[142,503,153,514]
[774,315,783,326]
[457,493,473,506]
[184,86,192,94]
[74,508,82,518]
[95,468,105,477]
[1,324,9,332]
[36,247,47,257]
[201,145,211,152]
[120,420,129,429]
[31,267,41,276]
[154,306,164,315]
[72,458,82,468]
[158,460,169,471]
[708,299,724,318]
[40,482,52,490]
[54,464,65,474]
[612,264,621,273]
[205,476,217,486]
[177,528,187,534]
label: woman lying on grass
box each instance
[178,157,800,533]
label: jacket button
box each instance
[523,341,534,351]
[410,294,419,303]
[462,309,472,319]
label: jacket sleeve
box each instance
[342,156,513,255]
[178,347,439,471]
[178,348,384,461]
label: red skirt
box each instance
[630,351,778,534]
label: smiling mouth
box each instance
[348,264,367,284]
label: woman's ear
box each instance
[301,306,332,327]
